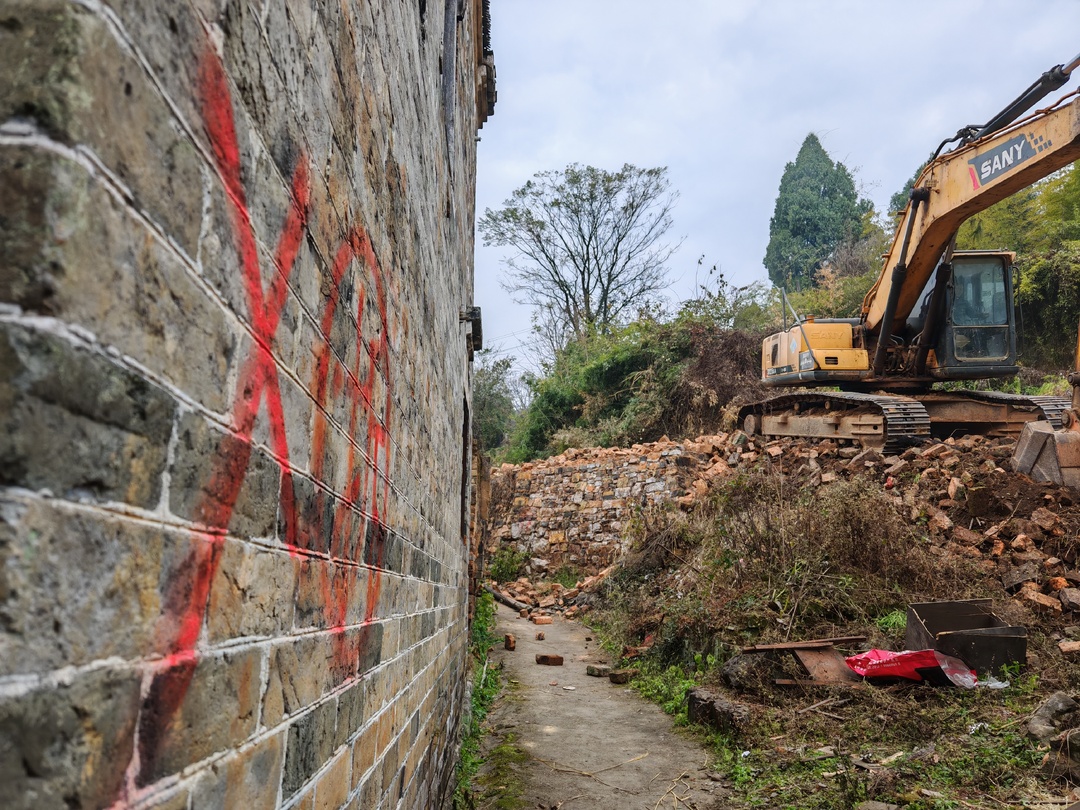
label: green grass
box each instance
[874,608,907,632]
[473,731,528,809]
[550,564,582,589]
[453,592,503,809]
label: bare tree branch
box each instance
[479,164,683,353]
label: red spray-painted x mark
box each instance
[136,45,397,790]
[136,51,310,785]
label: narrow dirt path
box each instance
[479,603,728,810]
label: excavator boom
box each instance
[863,93,1080,336]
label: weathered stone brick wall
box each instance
[489,438,732,575]
[0,1,493,808]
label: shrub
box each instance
[489,545,528,583]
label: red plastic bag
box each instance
[845,649,977,688]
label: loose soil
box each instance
[478,603,727,810]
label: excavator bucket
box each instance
[1012,420,1080,487]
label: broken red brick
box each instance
[530,615,553,625]
[951,526,983,546]
[535,654,563,666]
[1011,534,1034,552]
[504,634,516,651]
[1018,589,1062,614]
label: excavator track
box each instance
[740,390,1070,453]
[918,390,1070,436]
[947,390,1069,430]
[739,391,931,454]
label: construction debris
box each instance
[489,429,1080,623]
[741,636,866,687]
[905,599,1026,676]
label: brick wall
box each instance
[488,437,733,576]
[0,1,493,808]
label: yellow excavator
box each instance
[740,53,1080,483]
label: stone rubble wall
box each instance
[489,437,731,574]
[0,1,493,808]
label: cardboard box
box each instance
[906,599,1026,676]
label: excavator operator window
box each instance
[950,257,1009,360]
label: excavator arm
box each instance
[863,57,1080,344]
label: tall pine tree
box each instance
[764,134,869,290]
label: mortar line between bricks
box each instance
[115,644,408,810]
[123,611,465,810]
[205,2,458,497]
[0,617,400,697]
[0,474,471,585]
[0,486,444,591]
[324,632,461,810]
[246,5,473,464]
[0,293,442,551]
[71,0,420,411]
[0,115,448,543]
[8,4,479,808]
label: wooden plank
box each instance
[792,648,861,683]
[742,635,866,653]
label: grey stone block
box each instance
[0,666,141,810]
[0,493,200,675]
[0,1,203,253]
[282,699,338,798]
[0,147,240,412]
[190,731,284,810]
[0,323,175,506]
[168,411,282,539]
[137,647,262,785]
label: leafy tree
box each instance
[478,163,681,348]
[787,210,892,319]
[471,351,517,452]
[950,162,1080,371]
[1014,242,1080,370]
[764,134,871,290]
[888,157,931,220]
[1036,162,1080,246]
[956,186,1041,253]
[678,259,777,331]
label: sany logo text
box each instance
[967,133,1036,189]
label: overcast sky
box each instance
[473,1,1080,368]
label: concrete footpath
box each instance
[482,602,728,810]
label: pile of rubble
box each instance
[489,440,700,577]
[486,566,614,620]
[720,431,1080,621]
[491,427,1080,624]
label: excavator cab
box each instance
[933,251,1018,380]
